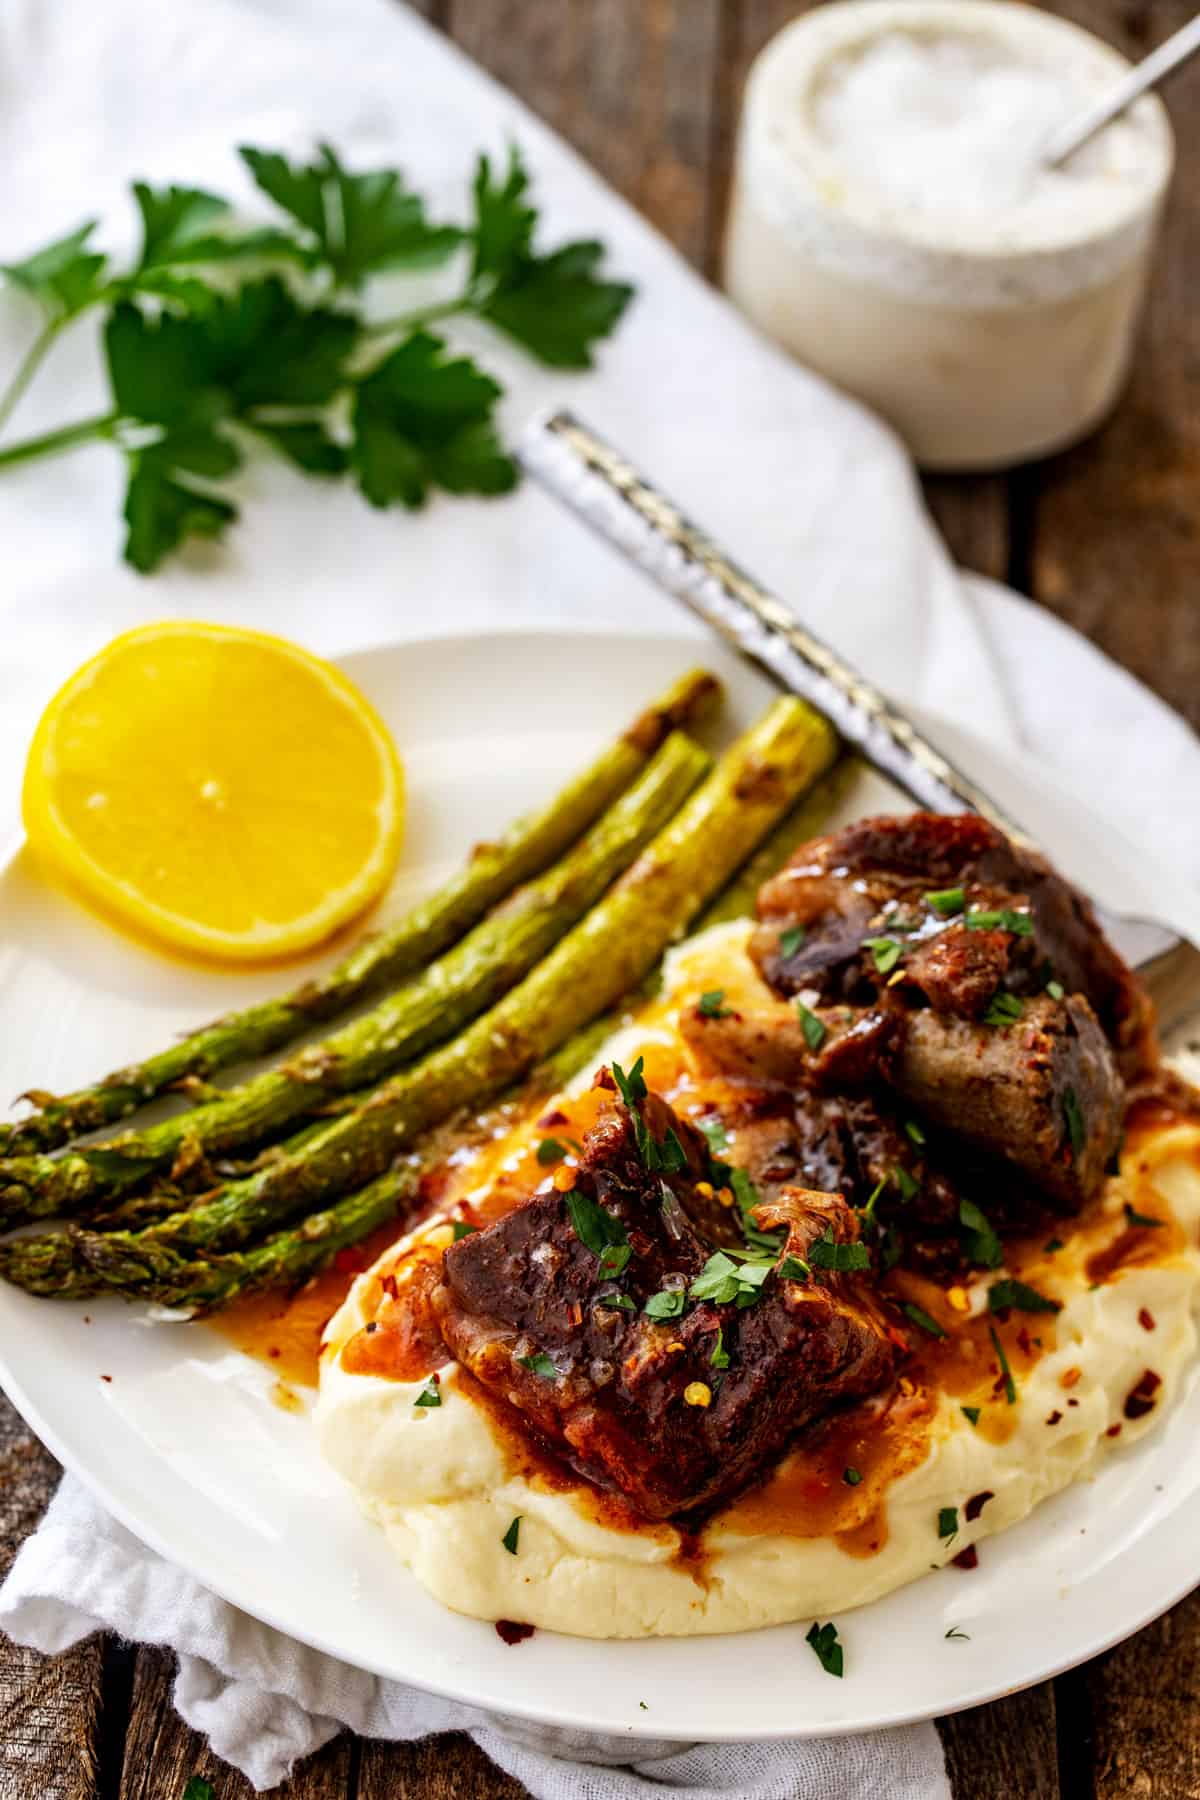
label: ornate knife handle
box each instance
[518,408,1026,843]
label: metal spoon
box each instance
[1043,11,1200,167]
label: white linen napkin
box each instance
[0,1,1198,1795]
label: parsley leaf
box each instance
[903,1301,946,1339]
[925,886,965,917]
[864,934,903,975]
[121,446,239,574]
[795,1000,826,1052]
[809,1229,870,1273]
[451,1221,477,1241]
[961,1405,981,1426]
[598,1292,635,1311]
[710,1325,730,1369]
[843,1466,863,1486]
[697,1113,728,1156]
[987,1279,1060,1315]
[471,149,633,367]
[414,1378,442,1409]
[959,1199,1003,1270]
[779,925,806,958]
[182,1782,215,1800]
[806,1620,844,1678]
[1046,978,1066,1001]
[905,1119,927,1148]
[611,1057,648,1107]
[989,1324,1018,1404]
[537,1136,569,1165]
[130,182,297,273]
[501,1515,521,1556]
[241,143,461,286]
[938,1506,959,1541]
[1,220,108,319]
[518,1352,558,1379]
[1124,1202,1164,1229]
[777,1254,811,1281]
[698,989,732,1019]
[350,329,516,509]
[965,908,1034,936]
[1063,1087,1086,1161]
[983,991,1024,1027]
[566,1188,631,1283]
[644,1288,687,1320]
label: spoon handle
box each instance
[1043,11,1200,166]
[517,408,1027,840]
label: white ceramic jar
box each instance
[723,0,1173,470]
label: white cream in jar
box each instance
[724,1,1173,469]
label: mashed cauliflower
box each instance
[316,925,1200,1639]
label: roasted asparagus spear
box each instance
[0,667,719,1157]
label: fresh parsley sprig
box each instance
[0,142,633,571]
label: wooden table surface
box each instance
[2,1,1198,1795]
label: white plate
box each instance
[1,629,1199,1741]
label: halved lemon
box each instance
[22,622,405,962]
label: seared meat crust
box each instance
[435,1093,894,1521]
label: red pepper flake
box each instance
[964,1490,994,1522]
[1106,1423,1123,1438]
[381,1274,400,1302]
[951,1545,978,1571]
[495,1619,535,1645]
[268,1347,281,1360]
[538,1107,568,1128]
[1016,1326,1033,1357]
[99,1374,112,1383]
[1067,1397,1079,1408]
[1138,1307,1156,1332]
[1045,1410,1062,1426]
[594,1068,618,1093]
[1124,1369,1162,1420]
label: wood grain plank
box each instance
[0,1393,102,1800]
[444,0,724,270]
[1022,0,1200,730]
[359,1733,529,1799]
[1085,1586,1200,1798]
[115,1644,352,1800]
[938,1684,1062,1800]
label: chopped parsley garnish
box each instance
[597,1292,635,1311]
[779,925,806,958]
[1044,1237,1064,1253]
[961,1406,981,1427]
[893,1165,920,1204]
[451,1220,478,1240]
[965,908,1033,935]
[987,1279,1060,1316]
[414,1378,442,1408]
[903,1302,945,1339]
[945,1627,971,1641]
[1125,1202,1164,1229]
[566,1187,631,1280]
[1046,978,1065,1001]
[711,1325,730,1369]
[843,1466,863,1487]
[611,1056,648,1108]
[959,1199,1003,1269]
[905,1119,927,1148]
[777,1255,812,1282]
[690,1249,775,1307]
[864,935,903,975]
[730,1166,784,1253]
[937,1506,959,1541]
[1063,1087,1086,1160]
[988,1324,1017,1404]
[659,1127,689,1173]
[183,1783,215,1800]
[795,1000,827,1052]
[697,1114,729,1155]
[518,1352,558,1378]
[698,988,732,1019]
[809,1229,870,1273]
[501,1515,521,1555]
[806,1620,844,1678]
[644,1288,687,1320]
[536,1135,569,1165]
[860,1175,887,1228]
[983,991,1024,1027]
[925,886,965,917]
